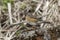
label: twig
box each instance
[8,3,13,24]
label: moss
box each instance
[2,0,14,10]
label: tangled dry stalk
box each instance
[1,0,60,40]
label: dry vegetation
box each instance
[0,0,60,40]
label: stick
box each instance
[8,3,13,24]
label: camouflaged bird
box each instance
[22,13,43,25]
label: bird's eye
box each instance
[39,9,43,12]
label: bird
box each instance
[22,14,43,25]
[21,14,38,25]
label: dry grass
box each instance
[1,0,60,40]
